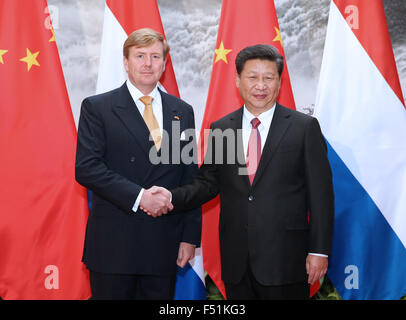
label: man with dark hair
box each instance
[75,28,201,300]
[148,44,334,300]
[235,44,284,76]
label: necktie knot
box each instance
[140,96,153,106]
[251,117,261,129]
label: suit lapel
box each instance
[161,89,177,155]
[227,107,251,189]
[112,85,184,183]
[112,83,155,157]
[251,104,292,189]
[146,89,180,182]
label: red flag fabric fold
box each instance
[0,0,90,299]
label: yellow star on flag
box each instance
[49,28,56,42]
[0,49,8,64]
[272,27,283,48]
[215,41,232,64]
[20,48,40,71]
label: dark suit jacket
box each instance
[75,83,201,276]
[171,104,334,285]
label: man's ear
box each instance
[123,56,129,73]
[235,73,240,88]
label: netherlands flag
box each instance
[314,0,406,299]
[96,0,205,300]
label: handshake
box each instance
[139,186,174,217]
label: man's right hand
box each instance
[139,186,173,217]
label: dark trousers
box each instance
[89,270,176,300]
[224,263,309,300]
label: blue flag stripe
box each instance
[326,141,406,300]
[174,263,206,300]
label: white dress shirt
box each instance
[126,80,163,213]
[126,80,163,137]
[242,104,276,160]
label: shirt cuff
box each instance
[132,188,145,213]
[308,252,328,258]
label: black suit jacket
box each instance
[75,83,201,276]
[172,104,334,285]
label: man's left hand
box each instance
[176,242,196,268]
[306,255,328,285]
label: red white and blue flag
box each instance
[96,0,205,300]
[314,0,406,299]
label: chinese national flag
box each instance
[200,0,319,298]
[0,0,90,299]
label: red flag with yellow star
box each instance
[0,0,90,299]
[200,0,304,299]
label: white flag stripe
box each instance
[96,4,128,94]
[314,2,406,247]
[189,247,205,283]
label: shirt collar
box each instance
[126,80,159,103]
[243,103,276,128]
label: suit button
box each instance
[248,195,254,201]
[130,156,135,162]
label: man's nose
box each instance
[144,55,152,66]
[255,79,267,90]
